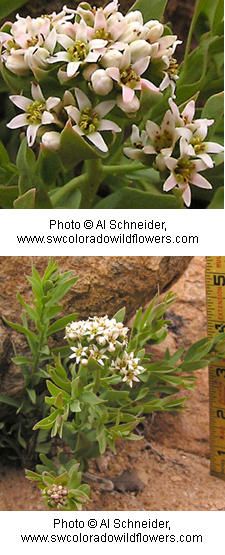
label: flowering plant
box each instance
[1,257,225,509]
[0,0,223,208]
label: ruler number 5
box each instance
[213,275,225,286]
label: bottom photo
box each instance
[0,256,225,512]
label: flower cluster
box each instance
[66,315,145,387]
[0,1,181,115]
[124,98,224,206]
[7,84,121,150]
[44,483,68,509]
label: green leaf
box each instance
[87,357,103,372]
[13,188,36,209]
[201,92,224,140]
[26,388,36,404]
[70,400,81,412]
[47,313,79,337]
[0,186,19,208]
[2,316,38,343]
[0,0,28,19]
[113,307,125,323]
[33,409,62,430]
[207,187,224,209]
[12,356,33,365]
[0,396,21,408]
[95,187,181,209]
[59,119,107,170]
[45,278,78,306]
[17,293,38,321]
[129,0,168,22]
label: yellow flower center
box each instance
[120,66,140,89]
[79,108,99,134]
[191,136,205,154]
[174,159,195,184]
[26,101,46,124]
[67,40,89,62]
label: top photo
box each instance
[0,0,223,209]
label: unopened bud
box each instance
[42,131,61,151]
[117,93,140,114]
[101,49,123,68]
[144,20,164,42]
[130,39,151,62]
[91,69,113,95]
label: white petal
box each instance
[205,142,224,154]
[122,85,134,103]
[133,56,150,76]
[163,174,177,191]
[143,145,157,154]
[88,131,108,152]
[31,83,45,102]
[99,119,121,132]
[141,78,160,93]
[182,100,195,122]
[72,124,84,136]
[66,106,80,123]
[182,185,191,207]
[48,51,70,63]
[165,157,178,171]
[67,61,80,77]
[57,34,74,49]
[27,124,40,146]
[76,20,87,42]
[191,173,212,189]
[75,88,91,111]
[44,28,57,54]
[95,100,115,118]
[193,159,208,172]
[46,97,60,111]
[197,153,214,168]
[146,120,159,141]
[42,111,54,124]
[9,95,31,111]
[7,113,28,129]
[106,66,120,81]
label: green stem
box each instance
[79,158,103,209]
[182,0,200,71]
[51,173,87,207]
[103,162,144,175]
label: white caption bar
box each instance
[1,510,225,555]
[0,209,224,255]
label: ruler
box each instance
[206,256,225,481]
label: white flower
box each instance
[7,83,60,146]
[48,19,107,79]
[69,343,88,363]
[116,93,140,114]
[105,45,159,105]
[89,345,108,366]
[177,127,224,168]
[163,138,212,207]
[123,124,149,160]
[65,88,121,152]
[143,110,178,170]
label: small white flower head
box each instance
[69,343,88,364]
[48,19,107,80]
[143,109,178,170]
[65,88,121,152]
[177,126,224,168]
[105,45,159,106]
[7,83,60,147]
[123,124,149,161]
[144,20,164,43]
[89,344,109,366]
[163,137,212,207]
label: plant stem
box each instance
[51,173,87,207]
[103,162,144,175]
[79,158,104,208]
